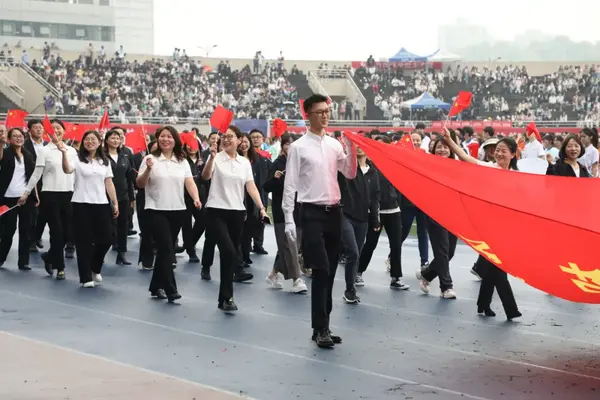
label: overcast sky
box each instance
[154,0,600,60]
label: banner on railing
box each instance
[351,61,443,70]
[431,120,513,129]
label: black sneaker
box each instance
[151,289,167,299]
[188,251,200,263]
[314,330,334,348]
[233,269,253,282]
[218,298,238,312]
[312,329,342,344]
[167,293,182,303]
[56,270,66,280]
[41,252,53,276]
[390,277,410,290]
[201,267,211,280]
[252,247,268,255]
[343,288,360,304]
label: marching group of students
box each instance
[1,95,595,348]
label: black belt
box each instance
[302,202,342,212]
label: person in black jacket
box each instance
[104,129,135,265]
[24,119,47,252]
[357,136,409,289]
[338,144,380,304]
[263,133,307,293]
[546,134,590,178]
[113,126,137,236]
[132,140,157,270]
[180,143,204,262]
[248,129,272,254]
[0,128,39,270]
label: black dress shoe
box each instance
[314,330,334,348]
[252,247,268,255]
[175,246,185,254]
[188,251,200,263]
[18,264,31,271]
[507,310,522,321]
[116,252,132,265]
[218,298,238,312]
[233,269,253,282]
[312,329,342,344]
[201,267,211,280]
[41,252,53,276]
[167,293,182,303]
[477,306,496,317]
[151,289,167,299]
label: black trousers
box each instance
[112,199,129,252]
[0,197,33,266]
[136,191,154,267]
[241,212,260,262]
[72,203,113,283]
[300,203,342,331]
[41,191,73,271]
[400,205,429,264]
[206,208,245,303]
[147,209,184,296]
[182,200,205,254]
[358,212,403,278]
[31,204,46,243]
[477,257,519,315]
[421,217,456,291]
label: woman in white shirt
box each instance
[58,130,119,288]
[19,119,77,280]
[136,126,201,303]
[0,128,39,270]
[201,125,267,312]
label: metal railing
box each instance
[0,75,25,100]
[307,70,329,98]
[308,69,367,113]
[17,60,61,98]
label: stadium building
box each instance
[0,0,154,55]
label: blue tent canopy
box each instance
[401,92,450,109]
[389,47,428,62]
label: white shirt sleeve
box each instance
[245,160,254,183]
[536,142,545,158]
[337,140,357,179]
[35,147,46,167]
[105,162,114,179]
[183,160,192,178]
[282,143,300,224]
[138,155,150,176]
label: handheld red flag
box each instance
[180,132,199,151]
[98,110,110,131]
[272,118,287,138]
[125,128,147,154]
[5,110,28,129]
[448,91,473,117]
[256,148,272,160]
[210,105,234,134]
[0,204,16,217]
[526,122,541,142]
[42,115,57,142]
[346,133,600,304]
[466,141,480,158]
[395,134,415,150]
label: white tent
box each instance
[427,49,462,62]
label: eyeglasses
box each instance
[311,110,330,117]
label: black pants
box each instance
[340,215,368,290]
[472,255,486,277]
[136,191,154,267]
[477,257,519,315]
[241,212,260,262]
[72,203,113,283]
[252,219,265,250]
[422,218,456,291]
[113,199,129,252]
[147,209,184,296]
[400,205,429,264]
[206,208,245,303]
[31,204,46,243]
[182,201,205,254]
[41,191,73,271]
[359,212,403,278]
[201,235,216,268]
[300,203,342,331]
[0,197,33,266]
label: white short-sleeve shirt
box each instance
[205,151,254,211]
[71,158,113,204]
[139,154,192,211]
[36,143,77,192]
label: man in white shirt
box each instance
[282,94,357,349]
[522,129,545,160]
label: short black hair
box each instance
[303,94,329,114]
[560,134,585,160]
[27,119,43,130]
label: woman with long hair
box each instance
[132,139,157,270]
[577,128,598,177]
[19,119,77,280]
[440,127,521,320]
[0,128,39,270]
[180,141,204,263]
[201,126,267,312]
[59,130,119,287]
[104,129,134,265]
[136,126,201,302]
[547,134,591,178]
[237,134,259,268]
[263,133,308,293]
[415,138,458,299]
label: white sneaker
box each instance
[415,270,430,294]
[82,281,95,288]
[265,274,283,289]
[92,273,103,284]
[441,289,457,299]
[355,274,365,287]
[291,278,308,293]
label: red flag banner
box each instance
[345,133,600,304]
[448,91,473,117]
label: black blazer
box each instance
[546,160,591,178]
[184,156,203,206]
[0,147,38,202]
[108,151,134,202]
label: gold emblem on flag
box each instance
[559,263,600,293]
[457,235,502,265]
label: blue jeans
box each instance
[341,215,368,290]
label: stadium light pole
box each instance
[197,45,218,58]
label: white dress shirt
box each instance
[71,158,113,204]
[205,151,254,211]
[5,159,27,197]
[26,143,77,193]
[139,154,192,211]
[522,140,545,159]
[282,131,357,224]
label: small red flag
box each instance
[526,122,541,142]
[210,105,234,134]
[272,118,287,138]
[180,132,199,151]
[395,134,415,150]
[448,91,473,117]
[5,110,28,129]
[125,128,147,154]
[467,141,480,158]
[256,148,272,160]
[42,115,57,142]
[98,110,110,131]
[0,205,13,217]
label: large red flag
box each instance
[5,110,28,129]
[346,133,600,304]
[448,91,473,117]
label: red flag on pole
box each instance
[5,110,28,129]
[395,134,415,150]
[448,91,473,117]
[98,110,110,131]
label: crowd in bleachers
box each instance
[25,48,303,124]
[352,61,600,122]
